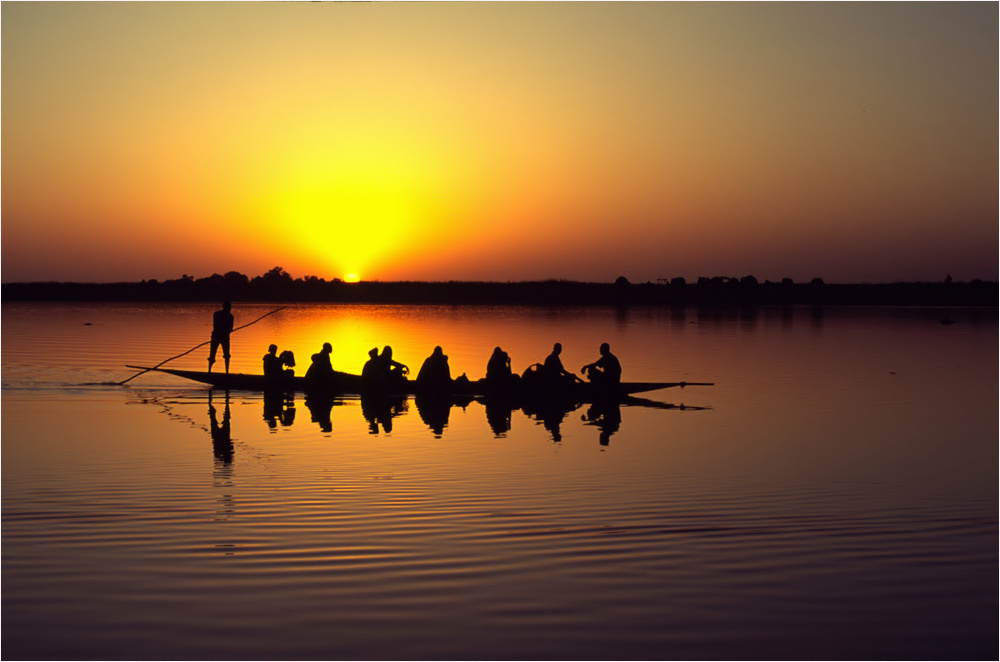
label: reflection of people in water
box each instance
[523,398,580,442]
[305,342,335,386]
[208,301,234,374]
[485,398,514,437]
[263,390,296,430]
[538,404,568,442]
[581,343,622,387]
[305,392,335,433]
[209,393,233,463]
[416,346,452,391]
[583,400,622,445]
[415,394,450,437]
[360,394,407,434]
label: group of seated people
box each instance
[262,344,296,380]
[534,341,622,388]
[268,341,622,392]
[363,346,410,389]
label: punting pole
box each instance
[118,306,286,385]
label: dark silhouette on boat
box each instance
[485,346,517,393]
[126,341,713,419]
[263,344,295,382]
[304,342,336,390]
[416,346,451,391]
[581,343,622,387]
[361,346,410,393]
[126,363,711,401]
[208,301,234,374]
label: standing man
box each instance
[208,301,234,374]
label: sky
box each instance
[2,2,997,284]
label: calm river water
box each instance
[2,302,997,660]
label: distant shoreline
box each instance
[2,272,996,307]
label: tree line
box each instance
[2,266,995,307]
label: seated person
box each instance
[263,344,296,383]
[361,347,380,386]
[263,344,282,378]
[304,342,335,385]
[416,346,452,391]
[581,342,622,387]
[540,342,579,385]
[376,346,409,388]
[485,346,512,383]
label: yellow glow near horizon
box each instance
[1,2,996,284]
[344,273,360,283]
[275,180,419,278]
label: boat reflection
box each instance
[197,391,710,445]
[306,393,709,442]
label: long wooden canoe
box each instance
[125,365,712,399]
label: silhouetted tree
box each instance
[224,271,249,286]
[260,266,292,284]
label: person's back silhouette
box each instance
[416,346,451,390]
[208,301,234,374]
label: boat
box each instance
[125,365,355,392]
[124,365,712,400]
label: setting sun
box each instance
[1,2,996,285]
[344,273,360,283]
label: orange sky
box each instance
[2,2,997,284]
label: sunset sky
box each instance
[2,2,997,284]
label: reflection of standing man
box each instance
[208,301,234,374]
[209,392,233,464]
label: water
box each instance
[3,302,997,660]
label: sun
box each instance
[258,167,428,282]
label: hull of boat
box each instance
[125,365,709,400]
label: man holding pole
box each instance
[208,301,235,374]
